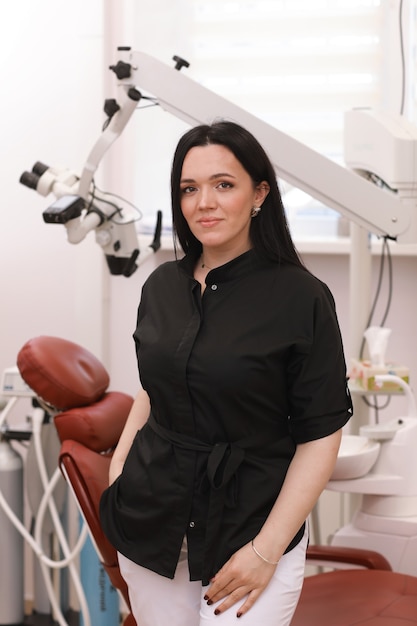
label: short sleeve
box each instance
[287,281,353,443]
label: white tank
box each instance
[0,438,24,625]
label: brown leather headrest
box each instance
[54,391,133,451]
[17,335,110,410]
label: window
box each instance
[129,0,413,237]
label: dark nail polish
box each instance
[207,599,213,606]
[214,609,220,616]
[203,595,209,601]
[237,612,242,618]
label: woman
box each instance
[100,121,352,625]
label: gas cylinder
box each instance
[0,437,24,625]
[80,525,120,626]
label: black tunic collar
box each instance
[178,248,268,284]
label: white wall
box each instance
[0,0,106,608]
[0,0,106,374]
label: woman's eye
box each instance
[181,186,196,194]
[217,181,233,190]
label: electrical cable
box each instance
[379,238,393,327]
[90,181,122,219]
[136,95,160,109]
[362,392,392,423]
[0,396,18,429]
[0,396,91,626]
[136,103,161,110]
[91,180,143,223]
[359,237,394,413]
[359,237,393,359]
[398,0,406,115]
[32,407,91,626]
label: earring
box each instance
[251,206,261,217]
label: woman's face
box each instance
[179,144,268,256]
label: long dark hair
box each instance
[170,120,306,269]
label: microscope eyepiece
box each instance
[19,171,40,190]
[32,162,50,177]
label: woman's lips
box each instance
[198,218,222,227]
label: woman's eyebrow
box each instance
[210,172,236,180]
[180,172,236,184]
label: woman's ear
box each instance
[255,181,270,206]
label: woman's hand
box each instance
[204,430,343,617]
[204,541,279,618]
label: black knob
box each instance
[109,60,132,80]
[172,55,190,71]
[104,99,120,118]
[128,87,141,102]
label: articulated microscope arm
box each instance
[20,47,417,280]
[112,48,417,243]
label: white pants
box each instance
[118,525,308,626]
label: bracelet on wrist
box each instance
[251,539,280,565]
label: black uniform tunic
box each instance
[100,250,352,585]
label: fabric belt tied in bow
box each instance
[147,412,276,584]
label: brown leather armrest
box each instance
[306,544,392,570]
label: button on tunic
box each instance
[100,250,352,585]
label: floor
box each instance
[23,610,79,626]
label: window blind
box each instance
[190,0,384,155]
[130,0,409,233]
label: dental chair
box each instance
[17,335,135,626]
[17,336,417,626]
